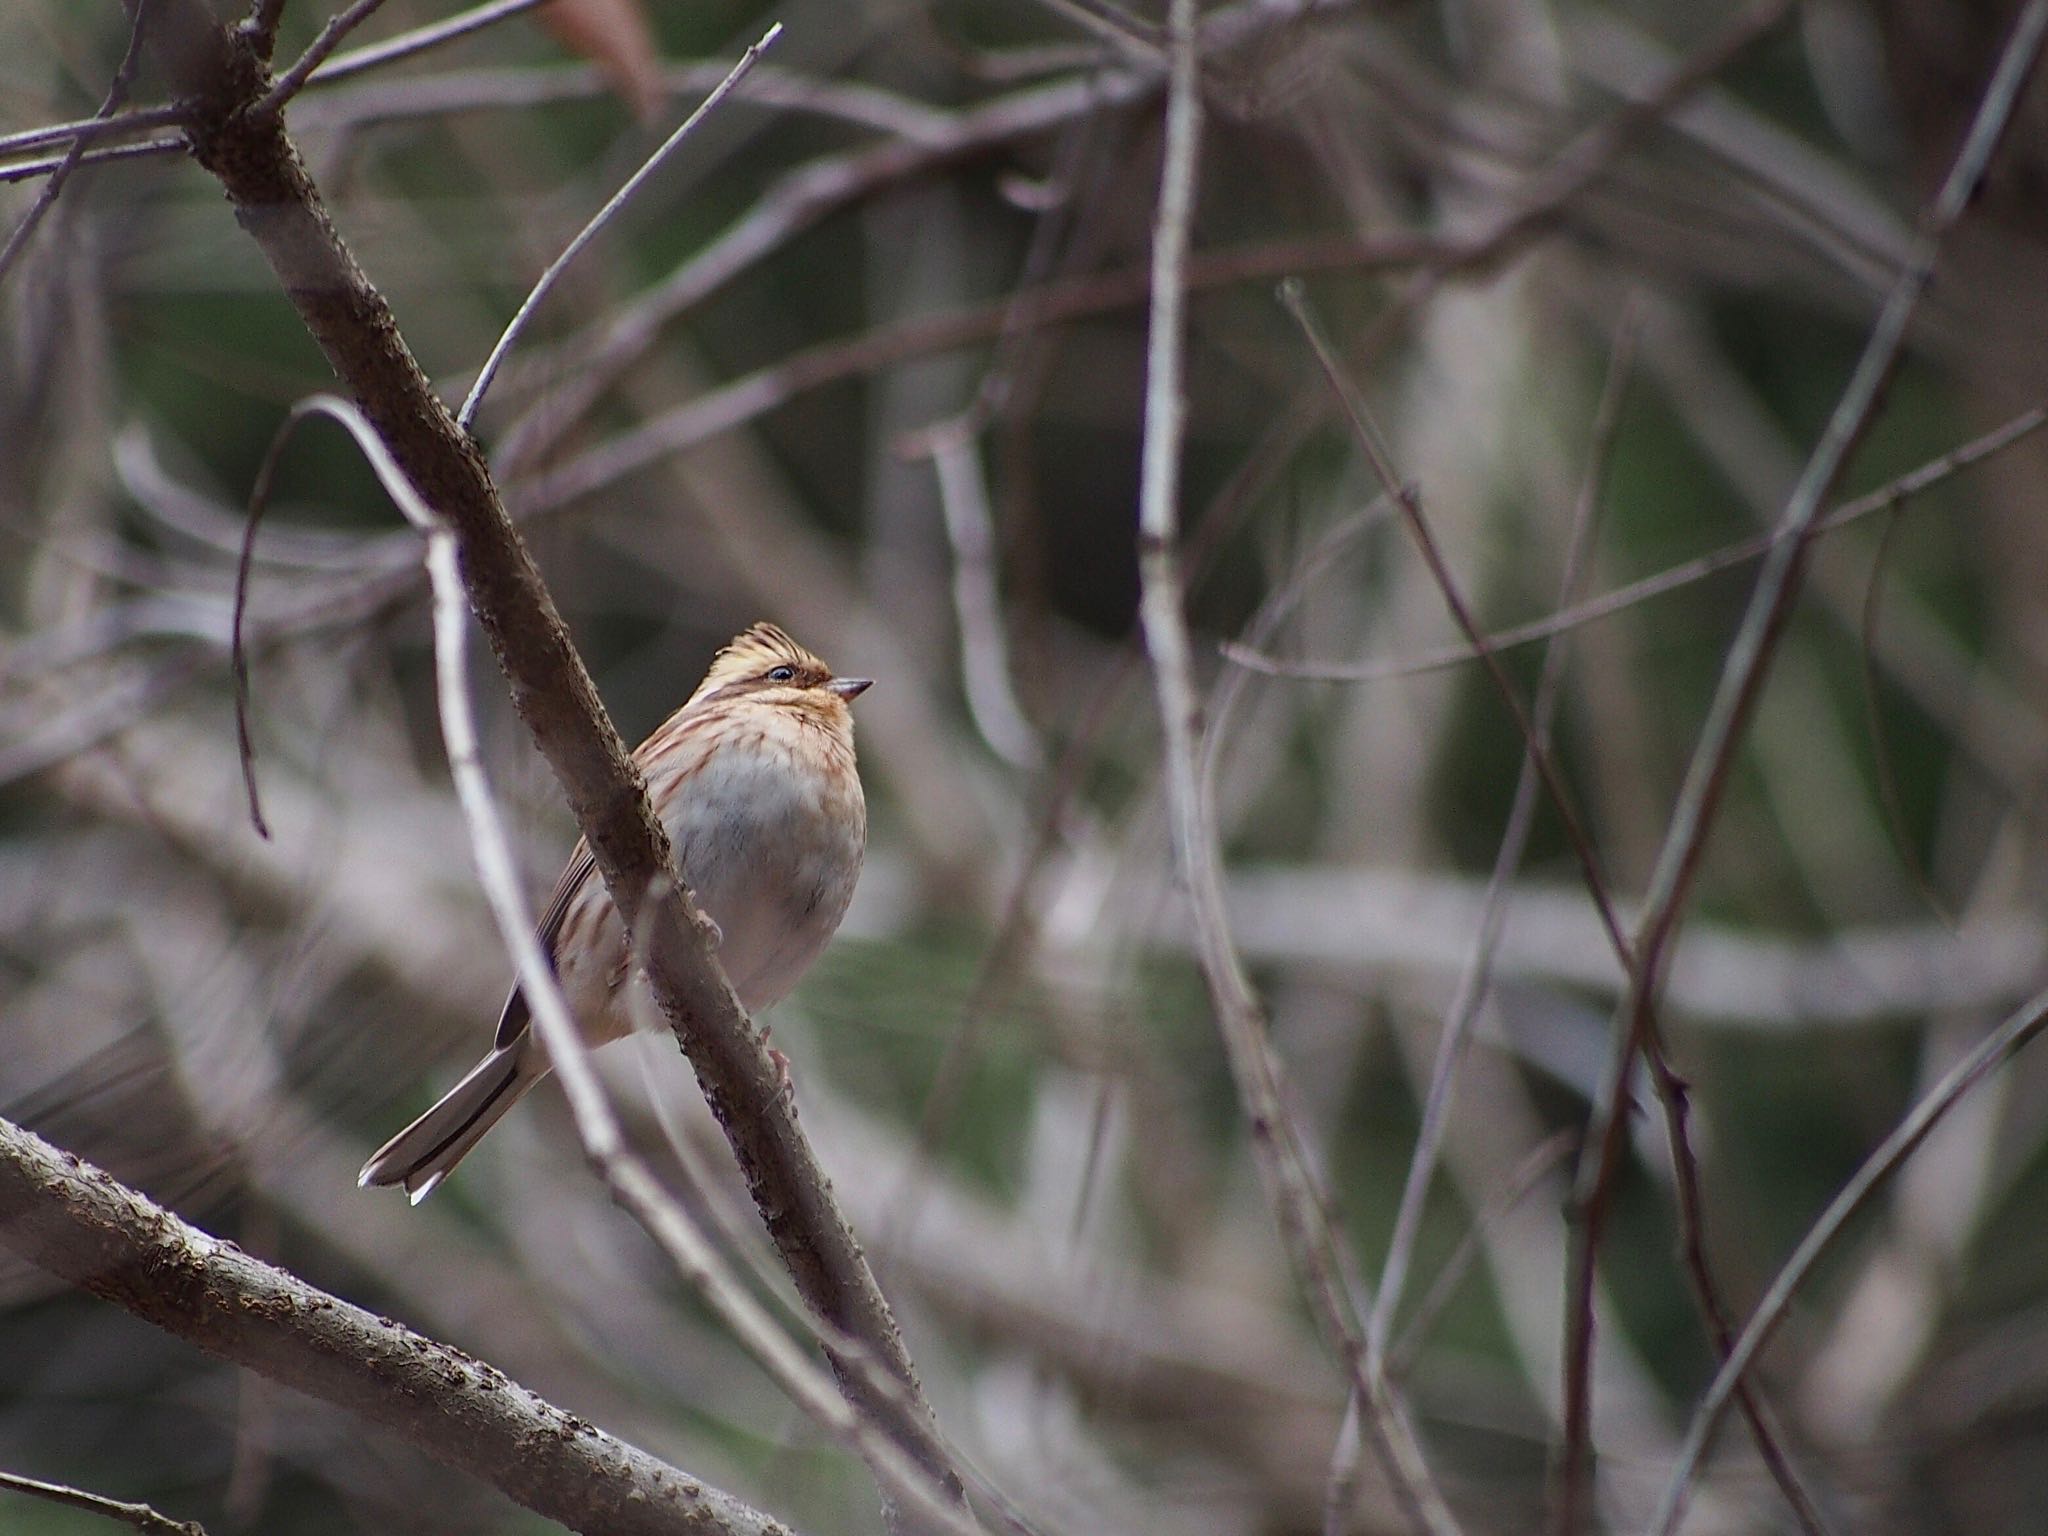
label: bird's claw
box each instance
[760,1024,792,1096]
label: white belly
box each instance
[663,740,865,1011]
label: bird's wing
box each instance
[493,842,598,1051]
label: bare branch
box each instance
[1223,406,2048,683]
[302,0,554,88]
[0,1115,791,1536]
[1130,2,1460,1532]
[0,0,153,289]
[1648,984,2048,1536]
[0,1470,205,1536]
[251,0,392,119]
[459,25,783,432]
[1556,5,2048,1529]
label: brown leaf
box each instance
[537,0,666,125]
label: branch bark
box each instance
[133,0,956,1509]
[0,1115,788,1536]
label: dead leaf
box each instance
[537,0,666,125]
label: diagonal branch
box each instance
[0,1470,204,1536]
[1130,2,1460,1533]
[0,1115,789,1536]
[1554,4,2048,1531]
[0,0,153,290]
[1647,982,2048,1536]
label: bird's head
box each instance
[688,622,872,725]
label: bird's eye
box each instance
[768,665,796,682]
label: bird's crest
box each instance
[691,621,829,703]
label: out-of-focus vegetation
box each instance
[6,0,2048,1532]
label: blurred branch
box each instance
[1130,1,1459,1532]
[489,0,1339,473]
[0,0,151,290]
[1648,982,2048,1536]
[295,61,958,141]
[923,428,1040,770]
[250,0,392,119]
[1566,9,1913,283]
[1557,6,2048,1530]
[135,0,958,1508]
[1371,308,1637,1356]
[457,24,782,431]
[0,1116,790,1536]
[1177,869,2048,1031]
[522,232,1439,509]
[0,136,185,184]
[300,0,554,88]
[0,1470,205,1536]
[1225,403,2048,683]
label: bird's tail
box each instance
[358,1042,548,1203]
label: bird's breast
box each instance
[661,725,865,1011]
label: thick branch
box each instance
[136,0,954,1502]
[0,1116,786,1536]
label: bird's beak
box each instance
[827,676,873,699]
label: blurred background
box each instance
[7,0,2048,1531]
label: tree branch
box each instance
[0,1115,788,1536]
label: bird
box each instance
[359,621,870,1202]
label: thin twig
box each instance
[1647,985,2048,1536]
[1279,282,1632,975]
[0,1471,205,1536]
[1387,1130,1580,1380]
[1130,3,1462,1532]
[0,102,187,163]
[250,0,392,119]
[458,24,783,433]
[1369,305,1640,1365]
[301,0,554,88]
[0,137,185,184]
[1644,1035,1833,1536]
[1225,405,2048,683]
[0,0,153,290]
[924,428,1040,769]
[1555,6,2048,1531]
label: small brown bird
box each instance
[360,622,870,1201]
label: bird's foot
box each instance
[760,1025,792,1096]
